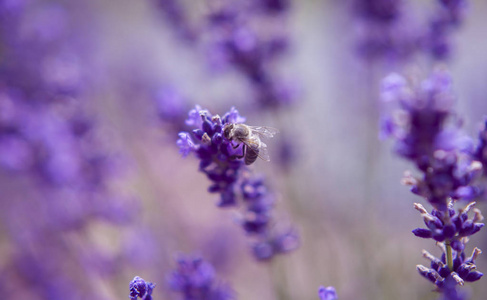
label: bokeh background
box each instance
[2,0,487,299]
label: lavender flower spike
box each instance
[381,69,481,211]
[167,255,234,300]
[383,69,484,298]
[177,105,246,206]
[318,286,338,300]
[129,276,155,300]
[416,247,483,290]
[177,106,299,260]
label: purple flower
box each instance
[252,228,299,261]
[419,0,469,60]
[254,0,290,14]
[417,247,483,290]
[129,276,155,300]
[353,0,420,61]
[318,286,338,300]
[382,70,480,210]
[383,69,484,297]
[177,106,246,206]
[0,2,144,299]
[177,106,299,260]
[152,0,196,42]
[204,3,297,110]
[354,0,402,23]
[412,202,484,249]
[167,255,234,300]
[439,0,468,25]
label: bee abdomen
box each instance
[245,147,259,165]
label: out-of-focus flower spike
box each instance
[167,255,234,300]
[318,286,338,300]
[176,106,298,260]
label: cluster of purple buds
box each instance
[318,286,338,300]
[353,0,418,61]
[400,153,482,211]
[380,70,456,160]
[380,70,481,210]
[129,276,156,300]
[167,255,234,300]
[439,0,468,25]
[382,69,484,296]
[0,2,143,298]
[242,175,299,260]
[414,203,484,296]
[152,0,195,42]
[254,0,290,14]
[177,105,246,206]
[423,0,469,60]
[417,246,483,290]
[206,3,296,109]
[412,202,484,252]
[354,0,402,23]
[353,0,469,62]
[240,176,274,234]
[177,106,298,260]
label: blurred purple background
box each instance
[1,0,487,299]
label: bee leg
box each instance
[229,144,245,159]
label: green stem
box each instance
[446,241,453,271]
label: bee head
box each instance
[223,123,234,140]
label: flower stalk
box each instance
[446,241,453,271]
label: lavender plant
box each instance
[147,0,301,173]
[381,69,484,298]
[0,1,141,298]
[204,2,301,172]
[352,0,417,62]
[129,255,234,300]
[318,286,338,300]
[152,0,195,43]
[167,255,234,300]
[130,276,156,300]
[423,0,469,61]
[352,0,469,64]
[205,1,297,110]
[177,105,298,260]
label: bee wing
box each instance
[256,141,270,162]
[248,126,279,139]
[240,138,271,162]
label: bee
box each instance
[223,123,279,165]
